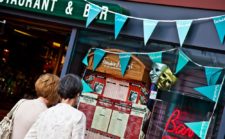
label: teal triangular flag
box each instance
[185,121,209,139]
[82,51,90,66]
[115,13,128,39]
[194,84,222,102]
[81,79,93,93]
[176,20,193,47]
[93,49,106,70]
[86,4,102,28]
[205,67,223,85]
[175,50,189,74]
[119,53,131,76]
[148,51,162,63]
[143,19,158,45]
[213,15,225,43]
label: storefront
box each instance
[0,0,126,114]
[1,0,225,139]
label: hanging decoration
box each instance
[114,13,128,39]
[82,50,90,66]
[176,20,193,47]
[205,67,223,85]
[119,53,131,76]
[93,49,106,70]
[185,121,209,139]
[85,0,225,45]
[143,19,158,45]
[148,51,162,63]
[82,79,94,93]
[82,48,224,78]
[194,84,222,102]
[175,50,189,74]
[213,15,225,44]
[86,3,102,28]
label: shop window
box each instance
[71,30,225,139]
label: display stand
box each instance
[78,49,151,139]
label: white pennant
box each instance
[176,20,193,47]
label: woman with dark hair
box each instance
[24,74,86,139]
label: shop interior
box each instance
[0,17,70,118]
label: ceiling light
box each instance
[14,29,33,37]
[53,42,61,48]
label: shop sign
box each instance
[163,109,195,139]
[0,0,126,25]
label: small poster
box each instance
[149,90,157,99]
[124,115,143,139]
[108,110,129,137]
[91,106,112,132]
[128,90,138,103]
[78,102,96,129]
[94,82,104,94]
[104,78,129,101]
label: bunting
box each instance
[175,50,189,74]
[82,79,94,93]
[176,20,193,47]
[143,19,158,45]
[148,51,162,63]
[115,13,128,39]
[82,51,90,66]
[194,84,222,102]
[86,3,102,28]
[84,1,225,45]
[119,53,131,76]
[93,49,106,70]
[205,67,223,85]
[213,15,225,44]
[185,121,209,139]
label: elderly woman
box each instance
[11,73,60,139]
[24,74,86,139]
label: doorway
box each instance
[0,17,71,118]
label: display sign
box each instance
[87,49,150,83]
[0,0,126,25]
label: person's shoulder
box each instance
[17,99,35,108]
[73,108,85,116]
[72,108,86,123]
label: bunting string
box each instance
[180,50,223,69]
[84,0,225,23]
[86,47,225,69]
[84,0,225,46]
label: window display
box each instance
[78,49,150,139]
[72,30,225,139]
